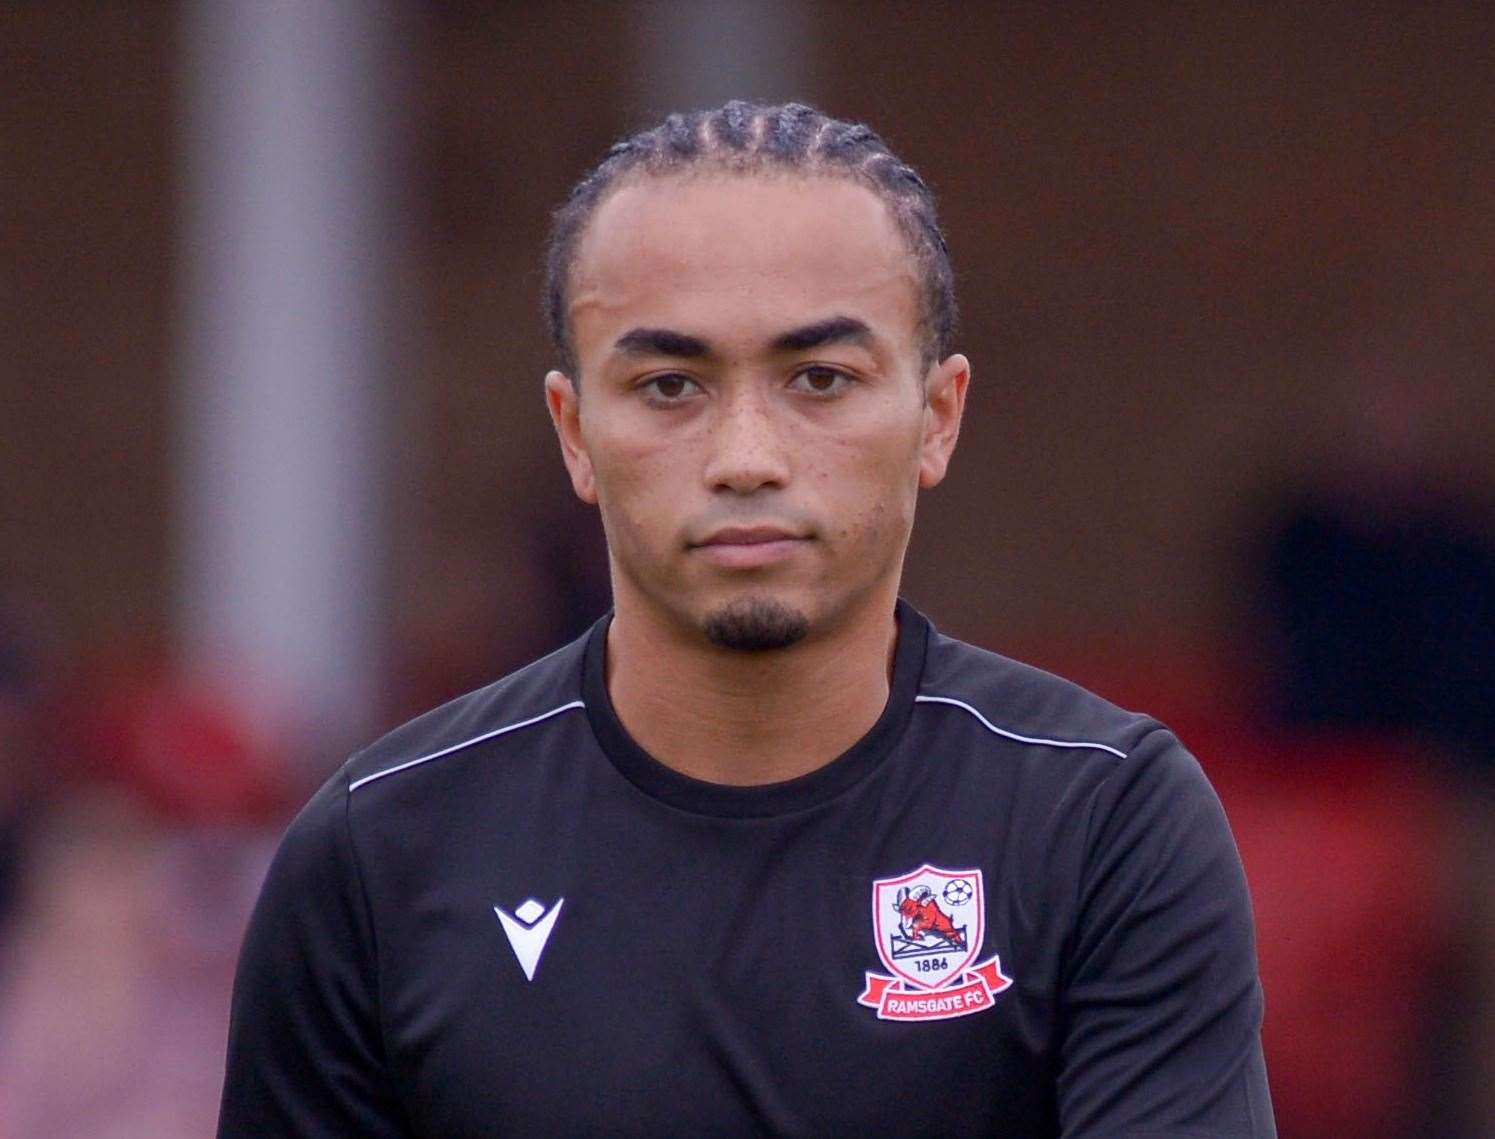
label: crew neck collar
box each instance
[582,599,929,819]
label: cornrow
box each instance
[544,100,956,378]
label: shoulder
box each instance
[911,626,1218,853]
[244,633,596,973]
[341,630,591,795]
[915,626,1164,765]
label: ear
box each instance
[544,370,597,504]
[918,353,969,489]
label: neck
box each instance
[605,592,899,786]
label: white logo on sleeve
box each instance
[494,897,564,981]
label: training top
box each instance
[218,601,1276,1138]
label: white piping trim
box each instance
[914,694,1127,759]
[348,700,587,791]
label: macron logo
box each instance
[494,897,564,982]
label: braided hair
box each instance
[545,101,956,378]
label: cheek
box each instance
[587,430,687,549]
[808,417,923,546]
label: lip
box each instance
[689,526,809,569]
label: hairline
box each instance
[556,164,950,382]
[563,165,933,384]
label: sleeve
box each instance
[1056,728,1277,1138]
[217,767,411,1138]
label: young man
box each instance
[219,102,1275,1137]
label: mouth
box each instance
[688,525,810,569]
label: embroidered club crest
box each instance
[858,864,1012,1022]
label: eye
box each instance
[789,365,854,397]
[639,373,702,405]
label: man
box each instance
[219,101,1275,1137]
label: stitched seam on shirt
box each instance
[913,693,1129,758]
[347,701,586,791]
[1065,723,1169,985]
[340,768,403,1123]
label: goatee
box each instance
[702,597,810,652]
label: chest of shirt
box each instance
[352,741,1092,1136]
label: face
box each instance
[546,172,967,650]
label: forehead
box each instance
[569,172,920,358]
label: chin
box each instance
[701,595,811,652]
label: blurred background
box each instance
[2,2,1491,1135]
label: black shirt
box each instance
[219,601,1275,1137]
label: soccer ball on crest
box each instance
[942,878,973,906]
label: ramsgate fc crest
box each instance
[858,864,1012,1022]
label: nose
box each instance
[701,387,790,495]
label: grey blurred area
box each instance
[1,2,1491,1135]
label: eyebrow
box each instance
[770,316,873,353]
[611,315,875,361]
[613,327,711,358]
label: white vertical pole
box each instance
[175,0,399,746]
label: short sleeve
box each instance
[1056,728,1276,1138]
[217,768,410,1138]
